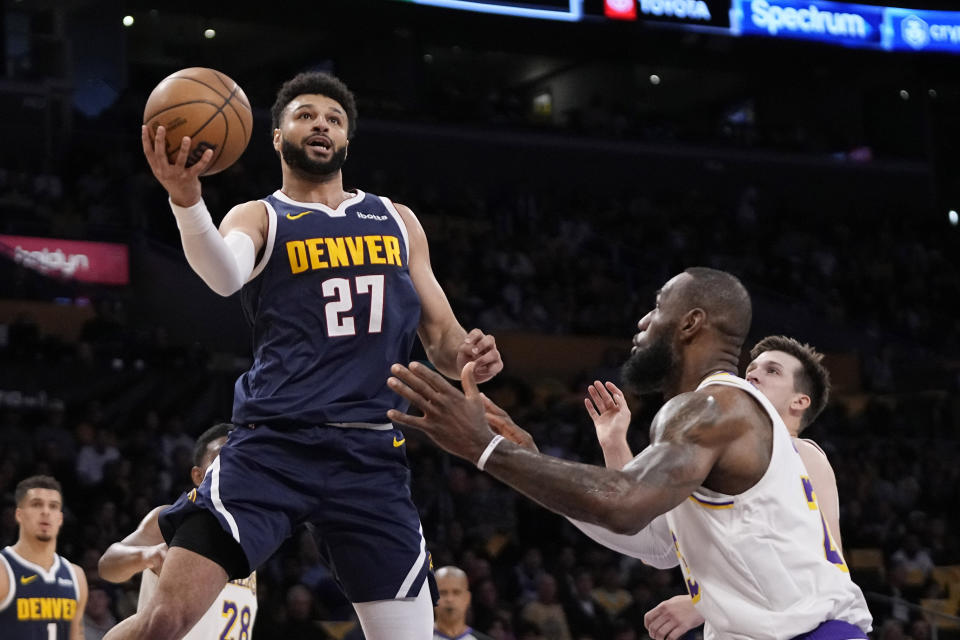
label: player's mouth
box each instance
[305,135,332,153]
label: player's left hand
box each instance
[644,594,705,640]
[456,328,503,384]
[388,361,493,463]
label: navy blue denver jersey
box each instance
[233,189,422,427]
[0,547,80,640]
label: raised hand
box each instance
[456,328,503,384]
[584,381,630,447]
[140,125,214,207]
[584,380,634,470]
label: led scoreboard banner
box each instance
[400,0,960,54]
[732,0,960,53]
[401,0,583,21]
[400,0,731,27]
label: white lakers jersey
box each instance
[138,569,258,639]
[663,373,871,639]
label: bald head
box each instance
[677,267,752,345]
[435,566,472,631]
[623,267,752,397]
[436,566,469,583]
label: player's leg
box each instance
[354,580,434,640]
[102,545,227,640]
[313,425,437,640]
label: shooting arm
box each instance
[171,199,266,297]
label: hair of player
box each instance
[271,71,358,138]
[15,475,62,505]
[192,423,235,467]
[681,267,752,346]
[750,335,831,431]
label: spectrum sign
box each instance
[732,0,960,53]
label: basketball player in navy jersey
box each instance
[0,475,88,640]
[110,72,503,640]
[387,268,872,639]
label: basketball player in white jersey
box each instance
[98,424,257,639]
[583,335,842,640]
[386,267,873,639]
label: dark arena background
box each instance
[2,0,960,638]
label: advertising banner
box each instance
[0,235,130,285]
[885,8,960,53]
[733,0,885,48]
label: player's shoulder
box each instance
[796,437,828,458]
[653,390,727,441]
[795,438,836,476]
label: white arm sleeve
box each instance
[170,198,256,297]
[566,513,679,569]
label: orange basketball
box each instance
[143,67,253,176]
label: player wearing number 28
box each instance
[109,71,503,640]
[98,424,257,640]
[0,475,88,640]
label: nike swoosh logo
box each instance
[393,437,406,448]
[20,574,38,585]
[286,210,313,220]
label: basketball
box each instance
[142,67,253,176]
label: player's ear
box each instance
[273,129,282,152]
[190,466,205,487]
[679,308,706,341]
[791,393,811,413]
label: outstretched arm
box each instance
[141,126,266,297]
[388,361,732,534]
[393,203,503,383]
[98,506,169,583]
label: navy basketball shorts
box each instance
[159,423,432,603]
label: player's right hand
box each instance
[141,543,168,573]
[481,393,538,453]
[584,380,630,447]
[644,594,705,640]
[141,125,214,207]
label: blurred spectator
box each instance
[520,574,572,640]
[75,423,120,486]
[83,583,117,640]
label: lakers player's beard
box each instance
[621,331,679,395]
[281,137,347,178]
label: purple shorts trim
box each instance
[792,620,868,640]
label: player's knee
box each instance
[140,603,195,640]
